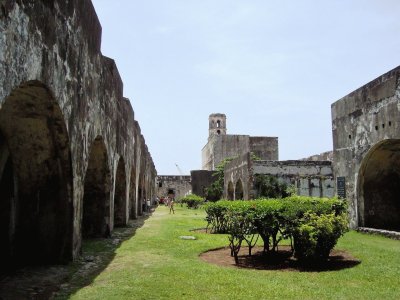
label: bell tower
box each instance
[208,113,227,138]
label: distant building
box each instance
[201,113,279,170]
[156,175,191,200]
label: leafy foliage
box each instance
[179,194,205,209]
[253,174,291,198]
[205,196,349,263]
[293,212,349,262]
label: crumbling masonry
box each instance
[0,0,157,271]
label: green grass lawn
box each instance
[69,205,400,300]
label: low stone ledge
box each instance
[357,227,400,240]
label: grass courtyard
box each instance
[68,205,400,299]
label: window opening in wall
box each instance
[382,124,385,129]
[389,121,392,127]
[216,120,221,128]
[158,182,162,187]
[375,125,378,131]
[348,135,352,139]
[168,189,175,195]
[217,130,221,135]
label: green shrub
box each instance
[204,196,349,264]
[204,200,233,233]
[293,212,349,262]
[180,194,204,209]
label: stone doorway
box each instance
[358,139,400,231]
[82,136,111,238]
[0,81,73,271]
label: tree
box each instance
[253,174,290,199]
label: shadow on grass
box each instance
[200,246,361,272]
[0,211,153,300]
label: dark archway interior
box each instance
[114,157,127,227]
[0,81,73,271]
[138,170,145,215]
[360,140,400,231]
[227,181,234,200]
[83,136,111,238]
[129,167,137,219]
[235,180,244,200]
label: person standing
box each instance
[169,198,175,214]
[146,199,151,212]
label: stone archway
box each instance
[235,179,244,200]
[129,164,137,219]
[114,157,127,227]
[82,136,111,238]
[0,81,73,270]
[358,139,400,231]
[138,167,146,215]
[227,181,234,200]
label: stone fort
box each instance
[1,0,399,277]
[0,0,156,271]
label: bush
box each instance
[204,196,349,263]
[204,200,232,233]
[293,212,349,262]
[180,194,204,209]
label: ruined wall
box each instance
[0,0,157,268]
[249,137,279,161]
[332,65,400,229]
[202,134,279,171]
[300,151,333,162]
[201,135,216,171]
[253,160,334,198]
[224,153,252,200]
[156,175,192,200]
[190,170,216,198]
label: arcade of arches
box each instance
[226,180,244,200]
[0,82,73,270]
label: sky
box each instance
[91,0,400,175]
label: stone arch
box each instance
[129,164,137,219]
[357,139,400,230]
[227,181,234,200]
[0,81,73,270]
[235,179,244,200]
[138,171,145,215]
[82,136,111,238]
[114,156,127,227]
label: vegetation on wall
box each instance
[205,157,234,201]
[253,174,293,199]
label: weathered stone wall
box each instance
[300,151,333,162]
[202,134,278,171]
[212,135,250,169]
[223,154,334,200]
[249,137,279,161]
[253,160,334,198]
[190,170,216,198]
[331,65,400,229]
[224,153,252,200]
[0,0,157,268]
[156,175,192,200]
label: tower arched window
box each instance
[216,120,221,128]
